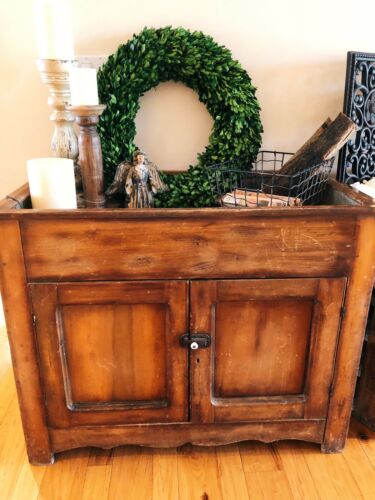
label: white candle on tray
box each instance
[69,67,99,106]
[27,158,77,209]
[34,0,75,60]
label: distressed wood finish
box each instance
[0,183,31,209]
[30,281,189,427]
[21,216,355,281]
[71,105,106,208]
[279,113,356,177]
[354,292,375,429]
[0,221,53,464]
[323,216,375,452]
[50,420,326,452]
[0,181,374,464]
[190,279,345,424]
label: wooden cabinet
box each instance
[0,182,374,464]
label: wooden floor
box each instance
[1,328,375,500]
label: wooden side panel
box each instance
[190,278,346,424]
[0,220,53,464]
[323,217,375,452]
[30,281,189,427]
[0,183,30,209]
[21,217,355,280]
[354,291,375,429]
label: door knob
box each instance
[190,341,199,350]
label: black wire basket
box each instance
[206,150,334,208]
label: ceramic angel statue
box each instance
[105,150,167,208]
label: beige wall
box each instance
[1,0,375,198]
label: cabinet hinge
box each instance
[340,306,346,319]
[32,314,36,326]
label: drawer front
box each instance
[21,217,354,281]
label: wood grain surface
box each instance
[1,333,375,499]
[21,216,355,280]
[190,278,345,424]
[30,281,189,427]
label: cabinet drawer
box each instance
[21,217,354,281]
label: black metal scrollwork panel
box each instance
[337,52,375,183]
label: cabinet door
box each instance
[190,278,346,423]
[30,281,188,427]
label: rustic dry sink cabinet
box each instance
[0,181,374,465]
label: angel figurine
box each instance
[105,150,167,208]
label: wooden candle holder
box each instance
[69,105,106,208]
[36,59,78,162]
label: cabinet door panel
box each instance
[30,281,188,427]
[214,299,313,398]
[190,278,346,423]
[61,303,167,405]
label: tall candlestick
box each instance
[36,59,79,165]
[34,0,74,60]
[69,67,99,106]
[27,158,77,209]
[69,105,106,208]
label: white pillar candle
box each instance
[34,0,75,60]
[27,158,77,209]
[69,67,99,105]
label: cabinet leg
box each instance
[321,440,345,454]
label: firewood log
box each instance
[278,113,356,176]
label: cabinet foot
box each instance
[321,442,344,454]
[28,452,55,466]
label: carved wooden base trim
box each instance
[50,420,325,454]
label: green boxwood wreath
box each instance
[97,26,263,207]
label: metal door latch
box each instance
[180,333,211,349]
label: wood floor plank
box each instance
[0,329,11,375]
[152,447,179,500]
[244,470,293,500]
[177,445,224,500]
[342,436,375,499]
[239,442,281,472]
[0,397,29,500]
[9,452,46,500]
[0,371,16,425]
[301,441,364,500]
[350,419,375,468]
[88,447,114,466]
[215,444,249,500]
[82,464,112,500]
[275,441,320,500]
[37,449,90,500]
[108,446,153,500]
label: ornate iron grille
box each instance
[337,52,375,183]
